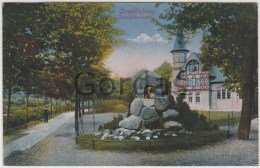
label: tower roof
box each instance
[170,34,189,53]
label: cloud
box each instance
[152,34,168,43]
[128,33,168,44]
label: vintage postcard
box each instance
[2,1,258,166]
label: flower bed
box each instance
[77,130,228,151]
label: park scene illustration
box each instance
[3,2,258,166]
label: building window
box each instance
[179,53,185,63]
[186,60,199,74]
[187,79,193,87]
[218,89,231,99]
[188,94,193,102]
[196,93,200,102]
[195,78,200,87]
[227,90,231,99]
[180,71,186,79]
[221,89,226,99]
[217,90,221,99]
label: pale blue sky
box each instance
[105,3,202,78]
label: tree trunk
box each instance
[5,89,12,134]
[81,99,84,115]
[55,99,58,116]
[75,93,79,136]
[64,99,67,112]
[237,39,256,140]
[25,95,29,129]
[37,95,40,114]
[78,96,82,118]
[60,99,62,114]
[50,97,53,118]
[88,100,90,113]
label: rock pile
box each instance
[98,128,192,141]
[97,96,190,141]
[119,96,181,130]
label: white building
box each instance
[170,35,242,112]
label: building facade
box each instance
[170,35,242,111]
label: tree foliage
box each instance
[3,2,123,99]
[3,3,124,131]
[154,61,172,79]
[153,3,257,139]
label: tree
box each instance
[153,3,257,139]
[3,3,124,135]
[154,61,172,79]
[31,3,124,135]
[3,3,43,131]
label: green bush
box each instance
[98,115,124,131]
[3,102,71,130]
[95,99,128,113]
[174,94,216,131]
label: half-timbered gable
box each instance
[170,35,242,111]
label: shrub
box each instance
[95,99,128,113]
[98,114,124,131]
[174,94,215,131]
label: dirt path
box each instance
[3,112,74,158]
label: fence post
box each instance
[92,140,95,149]
[228,114,230,131]
[148,140,151,150]
[232,111,234,125]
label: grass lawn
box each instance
[197,111,241,126]
[78,130,227,151]
[197,111,241,119]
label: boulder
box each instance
[163,109,179,118]
[130,98,143,116]
[163,121,182,129]
[142,129,153,137]
[101,129,111,140]
[131,136,140,140]
[153,135,159,139]
[146,137,151,140]
[154,97,169,112]
[114,128,130,136]
[172,133,177,137]
[103,129,110,136]
[141,129,153,134]
[119,115,142,130]
[143,99,154,107]
[140,107,158,120]
[118,136,124,140]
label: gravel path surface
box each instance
[4,112,258,166]
[3,112,74,159]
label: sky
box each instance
[104,3,202,78]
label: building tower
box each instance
[170,34,189,94]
